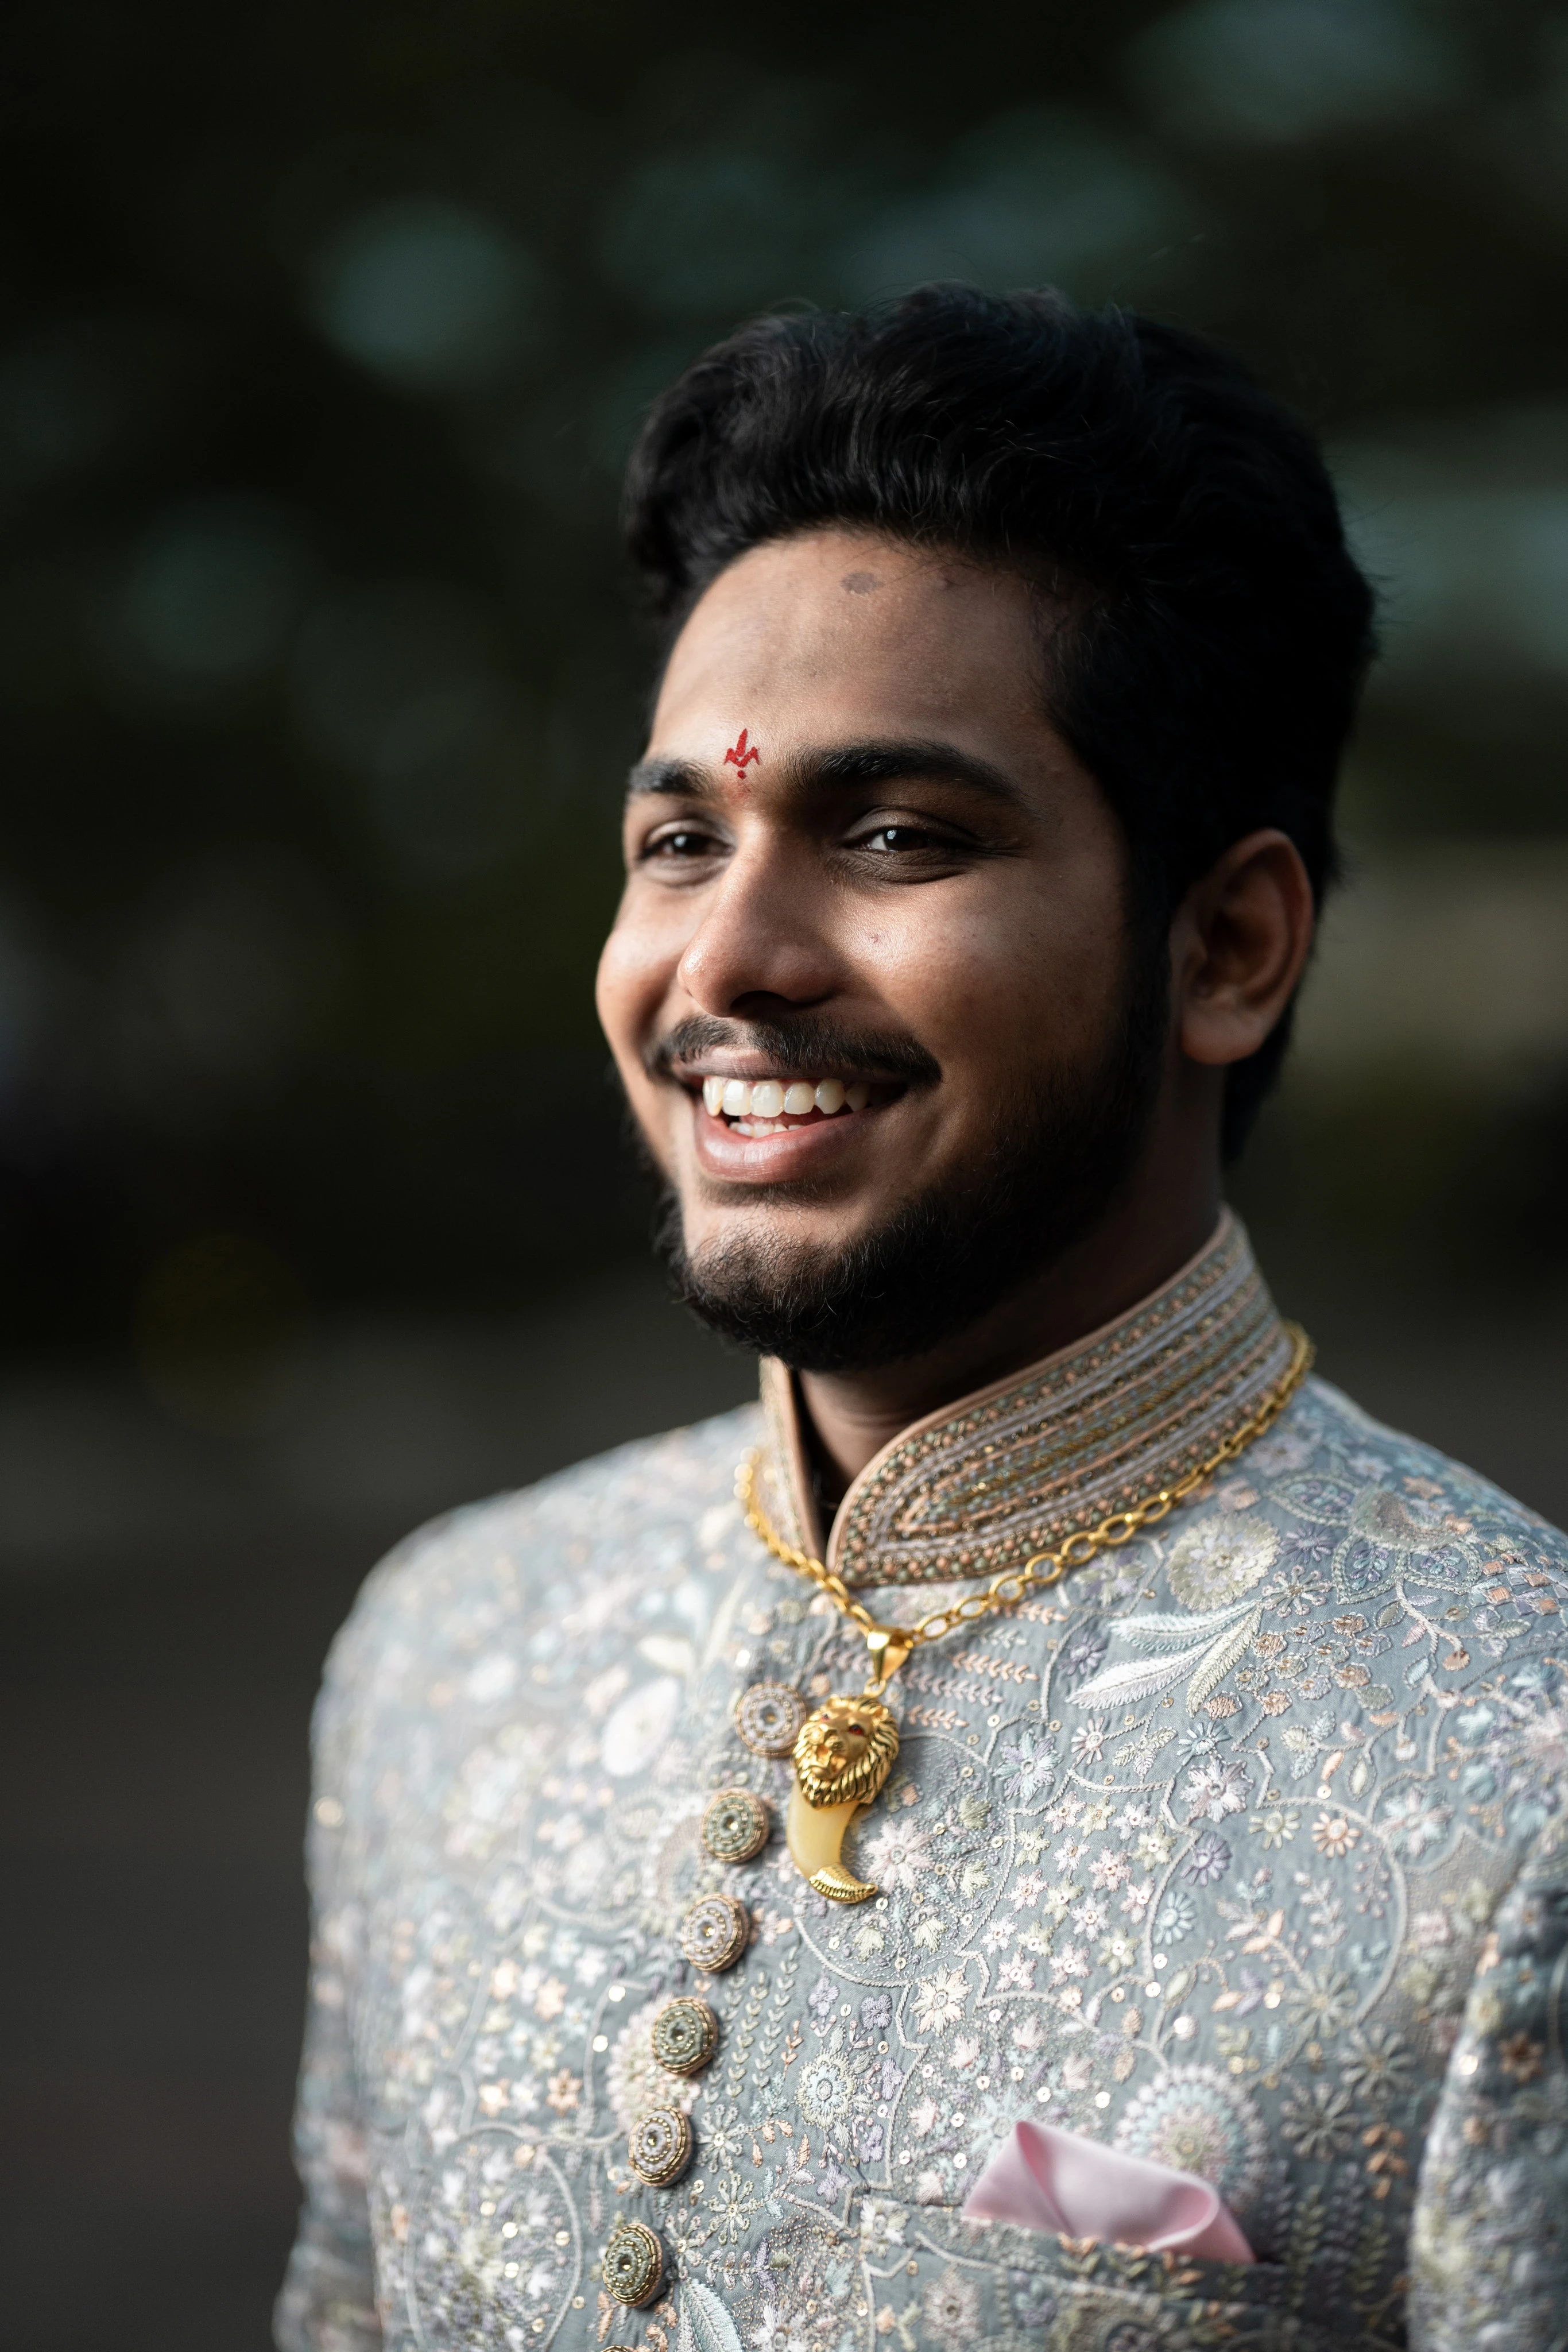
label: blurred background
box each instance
[4,0,1568,2342]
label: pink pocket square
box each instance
[962,2120,1253,2264]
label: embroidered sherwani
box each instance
[277,1215,1568,2352]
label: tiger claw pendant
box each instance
[787,1696,897,1904]
[787,1785,878,1904]
[786,1627,911,1904]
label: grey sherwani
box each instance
[277,1216,1568,2352]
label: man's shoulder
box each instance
[1234,1370,1568,1680]
[1066,1371,1568,1866]
[1094,1370,1568,1720]
[1283,1372,1566,1557]
[320,1399,762,1700]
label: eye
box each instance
[641,822,721,862]
[860,824,934,854]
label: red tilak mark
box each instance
[723,729,761,773]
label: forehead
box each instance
[652,529,1049,739]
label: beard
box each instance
[641,945,1171,1376]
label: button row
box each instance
[626,1830,756,2188]
[610,1693,803,2297]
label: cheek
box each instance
[594,906,668,1059]
[862,880,1118,1068]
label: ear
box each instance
[1172,829,1317,1069]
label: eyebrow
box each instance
[625,755,709,799]
[624,738,1028,809]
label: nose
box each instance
[675,835,840,1018]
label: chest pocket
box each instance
[848,2198,1395,2352]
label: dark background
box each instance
[5,1,1568,2343]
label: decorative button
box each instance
[734,1681,808,1757]
[651,1995,719,2076]
[702,1788,771,1863]
[679,1891,750,1974]
[603,2217,664,2307]
[628,2104,693,2187]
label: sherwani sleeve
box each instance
[273,1663,382,2352]
[1408,1813,1568,2350]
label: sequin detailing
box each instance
[733,1681,807,1755]
[677,1891,749,1973]
[702,1788,770,1861]
[627,2105,692,2187]
[762,1210,1296,1587]
[276,1213,1568,2352]
[649,1995,718,2076]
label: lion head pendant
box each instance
[792,1694,899,1809]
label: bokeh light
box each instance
[109,498,315,692]
[309,197,542,391]
[1122,0,1462,145]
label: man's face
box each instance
[596,528,1164,1368]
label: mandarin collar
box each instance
[752,1210,1294,1591]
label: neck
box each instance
[797,1147,1221,1496]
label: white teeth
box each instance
[699,1073,875,1121]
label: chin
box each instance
[659,1189,1019,1375]
[682,1198,870,1262]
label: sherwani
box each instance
[277,1214,1568,2352]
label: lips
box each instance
[675,1065,895,1177]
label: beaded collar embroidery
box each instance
[753,1210,1293,1591]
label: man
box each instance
[277,288,1568,2352]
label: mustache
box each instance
[642,1015,943,1089]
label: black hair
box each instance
[622,284,1377,1157]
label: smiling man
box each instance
[278,291,1568,2352]
[602,525,1308,1464]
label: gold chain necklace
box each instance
[735,1321,1313,1905]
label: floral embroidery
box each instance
[1167,1516,1280,1610]
[1183,1831,1232,1885]
[921,2269,982,2346]
[1380,1786,1452,1858]
[277,1220,1568,2352]
[1183,1758,1250,1823]
[860,1821,932,1889]
[1280,2080,1357,2158]
[1113,2065,1269,2212]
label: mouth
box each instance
[686,1071,892,1138]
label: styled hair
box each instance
[622,285,1377,1157]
